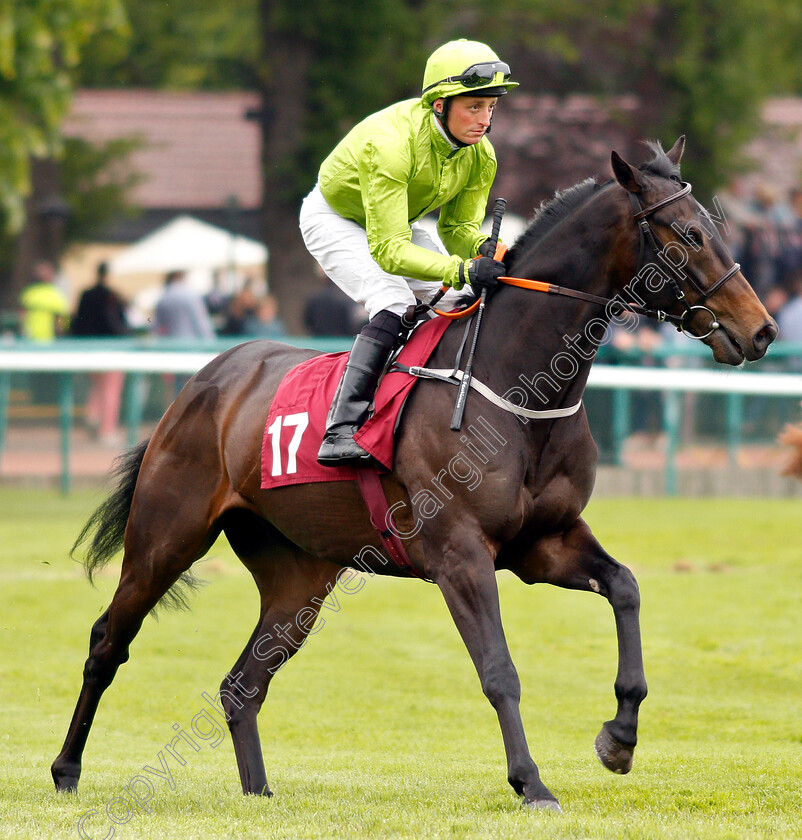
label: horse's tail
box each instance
[71,439,150,581]
[71,438,204,611]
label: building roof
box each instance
[63,89,263,210]
[62,89,802,224]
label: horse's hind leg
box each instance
[52,483,222,792]
[507,516,647,775]
[215,510,341,796]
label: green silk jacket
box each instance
[318,98,496,288]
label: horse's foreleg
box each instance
[434,543,560,811]
[506,516,647,775]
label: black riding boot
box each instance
[317,313,402,467]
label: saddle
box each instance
[260,315,450,491]
[260,317,451,578]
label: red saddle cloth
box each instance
[261,316,450,489]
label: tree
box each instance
[642,0,802,200]
[0,0,128,310]
[74,0,258,89]
[60,135,145,241]
[255,0,429,332]
[477,0,802,200]
[0,0,128,236]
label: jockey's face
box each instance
[434,95,498,145]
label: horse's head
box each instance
[611,137,777,364]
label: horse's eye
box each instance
[686,227,703,247]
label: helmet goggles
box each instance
[423,61,511,93]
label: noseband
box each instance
[628,181,740,340]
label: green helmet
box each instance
[421,39,518,106]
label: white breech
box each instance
[299,184,462,320]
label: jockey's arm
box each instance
[358,140,466,288]
[437,152,497,260]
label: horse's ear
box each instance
[611,151,644,194]
[666,135,686,165]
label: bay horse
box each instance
[52,138,777,811]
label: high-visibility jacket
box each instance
[19,282,70,341]
[318,98,496,288]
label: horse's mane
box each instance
[510,140,681,255]
[511,177,603,254]
[450,140,680,305]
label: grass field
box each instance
[0,488,800,839]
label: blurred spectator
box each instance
[72,262,129,337]
[219,278,259,336]
[784,187,802,288]
[204,269,231,332]
[717,176,763,267]
[243,295,286,338]
[777,279,802,343]
[744,184,782,297]
[154,269,215,399]
[18,260,70,341]
[303,270,367,336]
[744,183,797,297]
[776,288,802,396]
[154,270,215,340]
[718,179,802,300]
[72,262,131,445]
[763,286,789,321]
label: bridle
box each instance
[429,180,741,341]
[627,181,740,340]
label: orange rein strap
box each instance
[433,242,508,319]
[497,276,553,293]
[433,275,556,319]
[433,297,481,319]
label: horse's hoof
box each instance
[52,764,79,792]
[245,785,273,797]
[594,723,635,774]
[53,776,79,793]
[524,798,562,813]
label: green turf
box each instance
[0,489,800,839]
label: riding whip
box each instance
[450,198,506,431]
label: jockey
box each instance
[300,38,517,466]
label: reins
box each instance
[494,274,684,327]
[424,180,740,339]
[399,179,743,427]
[435,274,684,326]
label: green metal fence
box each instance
[1,336,800,494]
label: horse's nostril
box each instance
[753,320,778,352]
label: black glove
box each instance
[467,257,505,295]
[478,238,497,258]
